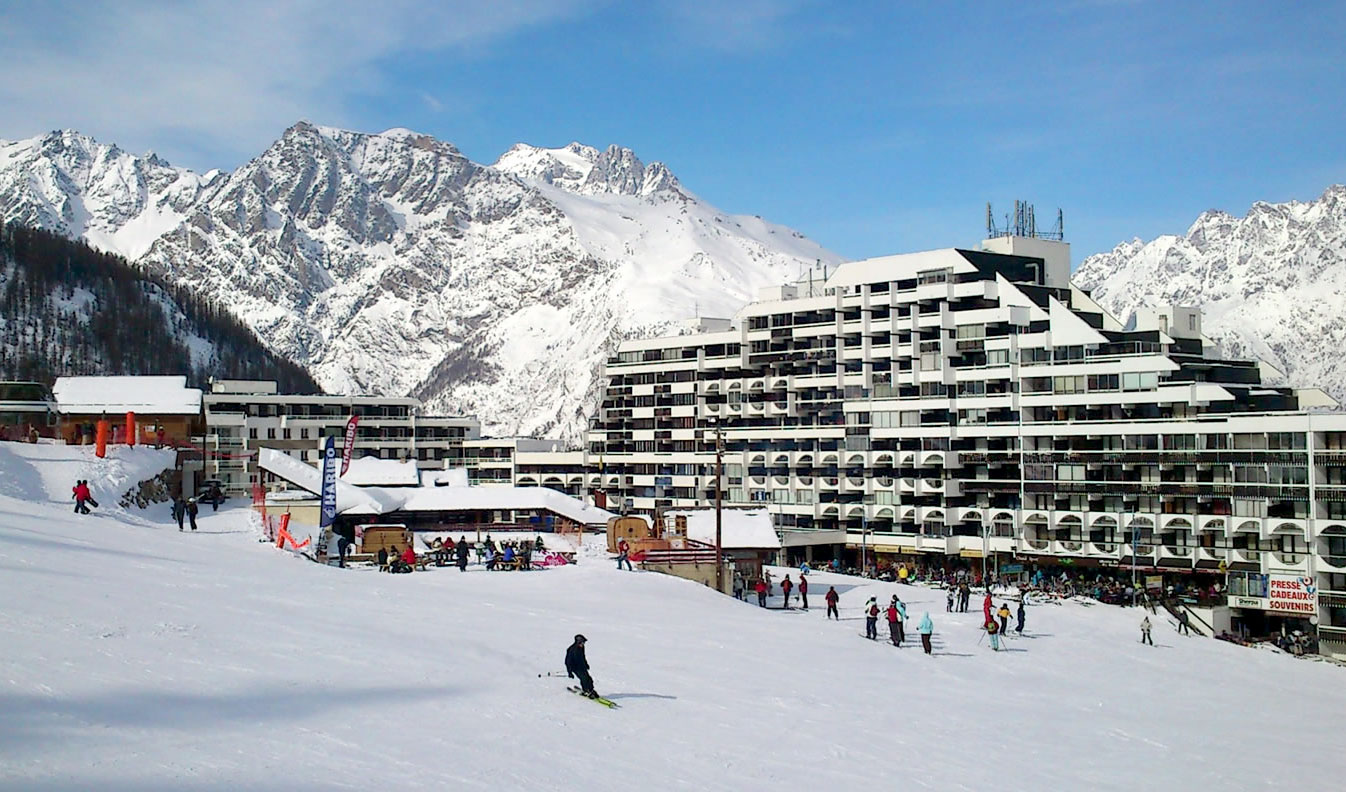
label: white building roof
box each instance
[53,375,202,415]
[258,449,614,526]
[665,508,781,550]
[341,456,421,487]
[428,468,470,487]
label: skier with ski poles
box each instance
[918,612,934,654]
[1140,616,1154,645]
[565,634,599,698]
[864,597,879,640]
[781,575,793,609]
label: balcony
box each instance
[1196,547,1228,564]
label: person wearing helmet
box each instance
[565,634,597,698]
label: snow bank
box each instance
[0,442,1342,790]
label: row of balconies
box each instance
[1020,450,1309,464]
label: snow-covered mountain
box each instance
[0,125,841,441]
[1073,185,1346,403]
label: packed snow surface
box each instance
[1,441,1343,790]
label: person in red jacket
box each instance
[616,538,632,571]
[401,545,417,570]
[825,586,840,620]
[781,575,794,609]
[755,579,768,608]
[798,575,809,610]
[886,599,901,646]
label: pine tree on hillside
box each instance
[0,219,322,392]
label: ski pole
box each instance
[538,671,569,678]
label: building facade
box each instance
[463,437,587,497]
[202,380,480,493]
[586,236,1346,655]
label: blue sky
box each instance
[2,0,1343,262]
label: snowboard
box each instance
[567,686,619,708]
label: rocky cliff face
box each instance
[0,124,841,442]
[1073,185,1346,402]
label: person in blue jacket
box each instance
[918,612,934,654]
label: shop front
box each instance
[1226,572,1319,646]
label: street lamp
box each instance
[714,420,724,594]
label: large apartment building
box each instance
[586,234,1346,655]
[202,380,480,492]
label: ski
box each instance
[567,686,618,708]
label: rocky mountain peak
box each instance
[1073,185,1346,406]
[0,123,841,441]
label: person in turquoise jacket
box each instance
[918,612,934,654]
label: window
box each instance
[901,411,920,427]
[1269,466,1307,485]
[986,349,1011,366]
[1122,372,1159,391]
[1233,498,1267,517]
[1057,464,1086,481]
[1088,373,1119,391]
[1054,376,1086,394]
[1023,377,1052,394]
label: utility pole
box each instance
[715,422,724,594]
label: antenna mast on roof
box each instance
[986,201,1064,241]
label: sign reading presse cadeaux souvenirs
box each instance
[1267,575,1317,615]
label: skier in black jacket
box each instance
[565,634,597,698]
[455,536,470,571]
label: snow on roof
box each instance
[53,376,202,415]
[666,508,781,550]
[258,449,393,514]
[429,468,470,487]
[258,449,614,526]
[340,456,421,487]
[398,486,615,526]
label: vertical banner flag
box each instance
[340,415,360,476]
[320,435,338,529]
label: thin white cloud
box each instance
[0,0,597,167]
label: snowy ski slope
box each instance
[0,441,1342,790]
